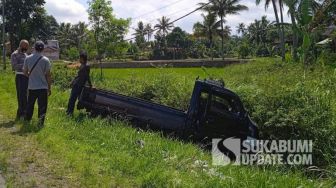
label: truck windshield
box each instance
[209,92,241,117]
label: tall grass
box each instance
[82,59,335,177]
[52,59,336,176]
[1,58,335,186]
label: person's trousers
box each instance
[15,74,28,119]
[25,89,48,126]
[66,85,83,115]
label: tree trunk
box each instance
[220,15,224,60]
[271,0,283,62]
[279,0,286,62]
[209,30,213,60]
[289,10,299,61]
[9,33,15,53]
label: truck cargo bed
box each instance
[79,87,187,131]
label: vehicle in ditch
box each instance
[78,79,258,140]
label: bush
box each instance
[238,43,250,59]
[52,64,76,89]
[317,50,336,66]
[66,47,79,61]
[188,42,208,59]
[256,45,270,57]
[285,52,293,63]
[236,80,336,169]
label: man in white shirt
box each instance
[23,41,52,128]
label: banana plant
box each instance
[297,0,314,65]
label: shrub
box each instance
[317,50,336,66]
[188,42,208,59]
[236,81,336,169]
[66,47,80,61]
[285,52,293,63]
[52,64,76,90]
[238,43,250,59]
[256,45,270,57]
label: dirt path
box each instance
[0,118,77,188]
[0,174,5,188]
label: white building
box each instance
[42,40,60,60]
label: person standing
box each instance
[11,40,29,120]
[66,51,92,116]
[23,41,52,127]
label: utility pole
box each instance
[2,0,5,70]
[97,4,102,80]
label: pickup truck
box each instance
[78,79,258,140]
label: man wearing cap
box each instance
[23,41,52,127]
[11,40,29,120]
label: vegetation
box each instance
[199,0,248,59]
[0,0,55,52]
[1,58,335,186]
[53,58,336,175]
[88,0,130,60]
[0,0,335,186]
[1,0,334,63]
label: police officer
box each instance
[11,40,29,120]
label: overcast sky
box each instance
[45,0,290,37]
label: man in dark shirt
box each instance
[11,40,29,120]
[66,51,92,115]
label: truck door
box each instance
[200,91,245,138]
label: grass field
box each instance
[0,58,335,187]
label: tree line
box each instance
[132,0,335,64]
[1,0,335,64]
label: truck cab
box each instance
[186,80,258,140]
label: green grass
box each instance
[88,58,336,172]
[0,58,335,187]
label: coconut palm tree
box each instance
[279,0,286,61]
[193,12,220,59]
[72,22,88,49]
[283,0,300,60]
[236,22,246,36]
[200,0,248,59]
[256,0,285,61]
[247,16,271,46]
[144,23,154,42]
[193,13,220,48]
[309,0,334,29]
[222,25,232,38]
[133,21,146,49]
[58,23,75,55]
[58,23,72,41]
[134,21,145,36]
[248,20,263,45]
[154,16,174,36]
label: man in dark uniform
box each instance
[11,40,29,120]
[66,51,92,116]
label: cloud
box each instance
[45,0,88,24]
